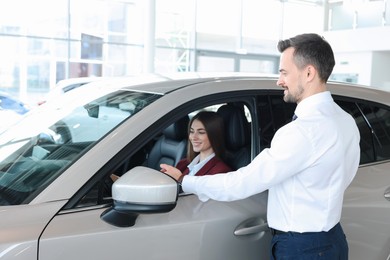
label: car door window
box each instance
[256,93,296,151]
[335,100,374,164]
[255,93,390,165]
[358,102,390,162]
[335,98,390,164]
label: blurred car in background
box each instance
[0,91,30,132]
[0,91,29,114]
[38,77,105,105]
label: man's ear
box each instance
[306,65,316,82]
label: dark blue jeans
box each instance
[270,223,348,259]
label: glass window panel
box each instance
[242,0,282,41]
[241,0,282,54]
[0,0,68,38]
[282,2,324,38]
[26,61,50,94]
[356,1,383,28]
[105,44,143,76]
[47,39,69,61]
[155,48,190,74]
[70,0,107,40]
[386,0,390,26]
[240,58,277,74]
[241,38,279,55]
[196,0,240,52]
[68,62,102,78]
[0,37,22,91]
[155,0,195,48]
[125,1,144,45]
[68,39,103,64]
[197,56,235,72]
[0,36,68,96]
[70,0,142,44]
[329,2,355,30]
[196,34,236,52]
[106,1,143,45]
[196,0,240,36]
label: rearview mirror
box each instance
[84,103,99,118]
[101,166,179,227]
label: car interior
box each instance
[143,102,252,172]
[216,103,251,170]
[145,115,189,171]
[144,103,252,172]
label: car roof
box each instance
[80,73,278,94]
[80,73,390,106]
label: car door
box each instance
[335,98,390,260]
[39,192,270,260]
[38,99,272,260]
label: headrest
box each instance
[163,116,189,141]
[217,104,250,150]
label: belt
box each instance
[269,223,341,236]
[270,228,290,236]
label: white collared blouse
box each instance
[187,153,215,176]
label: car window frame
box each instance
[64,91,259,211]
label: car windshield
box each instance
[0,89,161,206]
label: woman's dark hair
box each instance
[277,33,335,83]
[187,111,226,161]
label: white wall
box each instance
[325,27,390,89]
[371,51,390,91]
[324,27,390,52]
[333,52,372,86]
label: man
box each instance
[161,33,360,259]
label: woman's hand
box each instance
[110,174,120,182]
[160,163,183,181]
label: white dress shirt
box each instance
[182,91,360,232]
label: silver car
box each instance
[0,75,389,260]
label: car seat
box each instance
[146,116,189,170]
[217,103,251,170]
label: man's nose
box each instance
[276,78,283,86]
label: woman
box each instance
[160,111,231,179]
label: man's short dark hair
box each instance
[277,33,335,83]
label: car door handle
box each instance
[234,223,269,236]
[384,187,390,201]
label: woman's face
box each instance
[189,119,213,155]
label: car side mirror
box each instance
[101,166,179,227]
